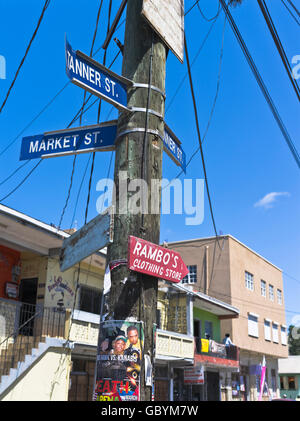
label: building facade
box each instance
[0,206,241,401]
[167,235,288,401]
[278,356,300,400]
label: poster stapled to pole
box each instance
[94,320,144,402]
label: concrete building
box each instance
[278,356,300,400]
[156,282,240,401]
[167,235,288,401]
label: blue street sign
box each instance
[163,124,186,174]
[19,121,117,161]
[65,39,132,112]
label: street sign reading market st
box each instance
[128,236,189,283]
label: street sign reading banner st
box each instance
[128,236,189,283]
[20,121,117,161]
[65,39,132,112]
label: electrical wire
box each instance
[280,0,300,26]
[257,0,300,102]
[185,0,201,16]
[0,81,70,158]
[58,0,109,230]
[184,34,221,248]
[0,0,51,114]
[0,160,31,186]
[286,0,300,17]
[164,12,226,195]
[219,0,300,169]
[166,13,220,113]
[0,159,43,202]
[84,0,113,226]
[0,94,100,205]
[197,0,221,21]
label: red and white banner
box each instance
[128,236,189,283]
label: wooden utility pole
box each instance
[105,0,166,401]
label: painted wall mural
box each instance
[47,274,75,310]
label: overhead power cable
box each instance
[197,0,221,21]
[286,0,300,17]
[184,35,221,249]
[219,0,300,169]
[57,0,106,231]
[166,11,221,113]
[84,0,113,226]
[257,0,300,102]
[280,0,300,26]
[0,0,51,114]
[165,12,226,184]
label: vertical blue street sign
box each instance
[163,124,186,174]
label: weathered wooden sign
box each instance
[59,208,114,272]
[142,0,185,63]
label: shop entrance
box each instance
[18,278,38,335]
[206,371,220,401]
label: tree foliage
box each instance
[288,325,300,355]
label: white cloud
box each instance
[254,192,290,209]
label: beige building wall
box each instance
[167,238,232,302]
[167,236,288,359]
[227,236,287,358]
[20,252,105,311]
[1,347,72,401]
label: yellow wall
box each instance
[157,290,187,334]
[45,259,104,310]
[1,347,72,401]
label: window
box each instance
[261,280,266,297]
[288,377,296,390]
[245,271,254,291]
[79,285,102,315]
[281,326,287,345]
[271,369,277,394]
[264,319,271,341]
[280,376,285,390]
[182,265,197,284]
[204,321,213,339]
[272,322,279,343]
[193,319,202,338]
[269,285,274,301]
[248,313,259,338]
[277,289,282,305]
[156,309,161,329]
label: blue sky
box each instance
[0,0,299,326]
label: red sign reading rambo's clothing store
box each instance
[128,236,189,283]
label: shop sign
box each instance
[184,365,204,385]
[5,282,18,298]
[128,236,189,283]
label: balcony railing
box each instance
[195,337,239,361]
[0,298,68,378]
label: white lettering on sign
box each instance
[28,132,106,154]
[164,131,176,153]
[132,240,178,268]
[66,51,121,99]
